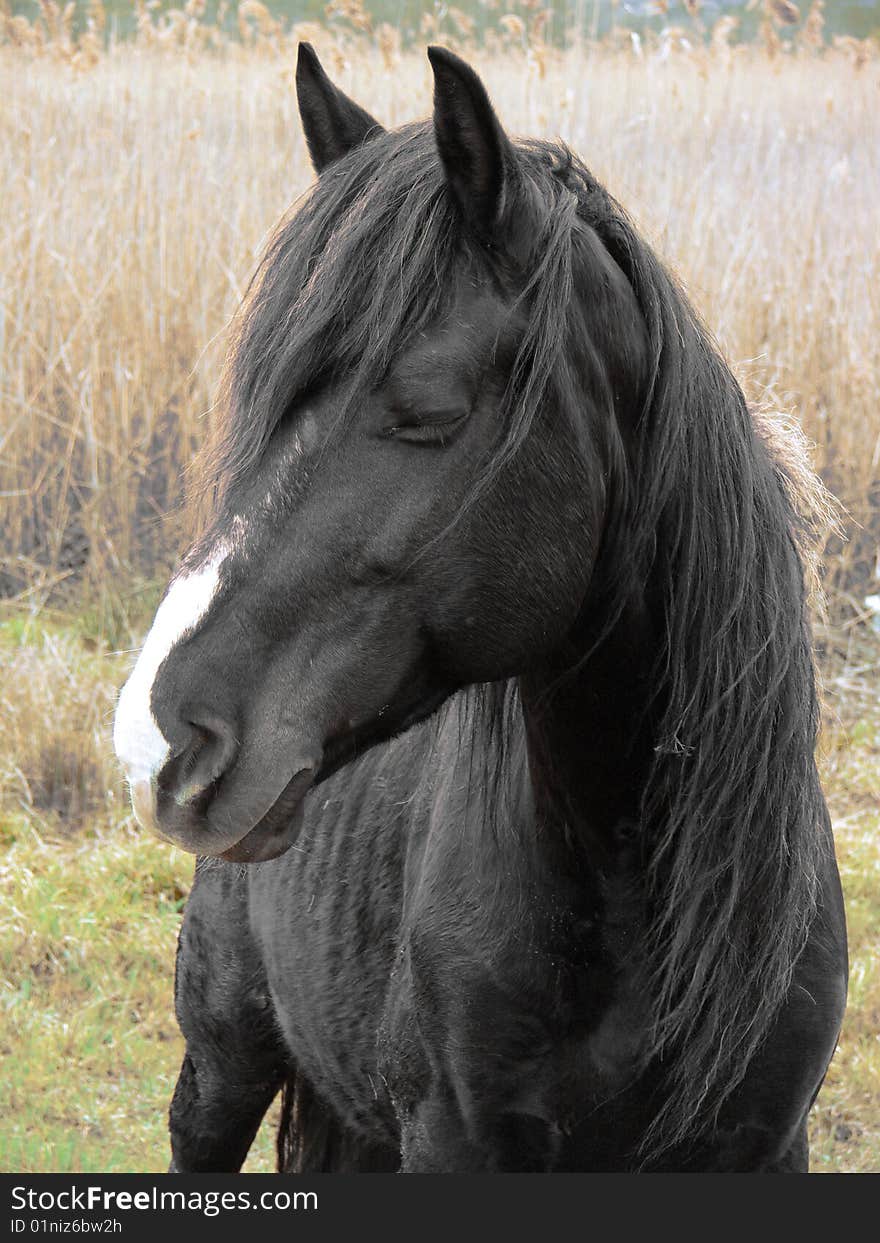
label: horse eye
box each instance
[383,411,468,446]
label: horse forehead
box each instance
[247,408,319,515]
[277,405,319,459]
[297,410,319,454]
[258,406,319,483]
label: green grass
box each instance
[806,659,880,1172]
[1,813,185,1172]
[0,807,280,1173]
[0,616,877,1172]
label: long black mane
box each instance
[211,123,827,1158]
[607,219,826,1154]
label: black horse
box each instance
[113,45,848,1172]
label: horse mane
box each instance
[577,170,831,1156]
[214,127,831,1160]
[507,153,833,1157]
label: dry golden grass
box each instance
[0,8,878,610]
[0,627,122,823]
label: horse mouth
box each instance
[217,766,315,863]
[146,761,316,863]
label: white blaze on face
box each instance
[112,540,232,801]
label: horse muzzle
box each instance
[119,714,317,863]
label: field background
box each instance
[1,0,878,1172]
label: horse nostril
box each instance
[167,712,239,808]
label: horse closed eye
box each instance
[382,411,469,446]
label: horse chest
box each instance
[381,859,649,1158]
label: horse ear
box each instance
[427,46,513,242]
[296,43,384,174]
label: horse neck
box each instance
[517,588,660,864]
